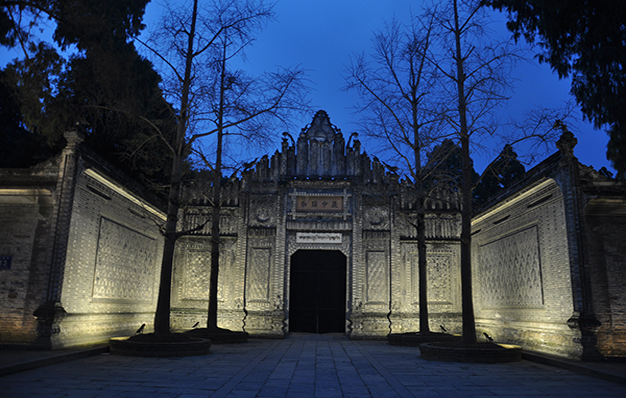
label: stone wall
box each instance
[0,135,166,349]
[0,186,56,345]
[4,116,624,359]
[54,168,165,347]
[472,178,580,358]
[583,197,626,357]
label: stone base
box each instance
[388,332,461,346]
[185,328,248,344]
[109,336,211,357]
[420,341,522,363]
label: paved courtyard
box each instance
[1,335,625,398]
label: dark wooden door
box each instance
[289,250,346,333]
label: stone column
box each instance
[556,128,602,360]
[33,130,83,349]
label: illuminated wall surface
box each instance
[1,115,624,360]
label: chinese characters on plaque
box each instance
[295,196,343,212]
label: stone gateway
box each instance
[171,110,463,340]
[0,111,624,361]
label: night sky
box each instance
[0,0,614,175]
[140,0,613,174]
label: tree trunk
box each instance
[207,145,222,331]
[453,0,477,344]
[413,105,429,334]
[153,0,199,335]
[417,199,429,333]
[207,35,228,331]
[153,138,184,334]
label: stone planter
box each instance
[109,336,211,357]
[420,341,522,363]
[388,332,462,346]
[184,328,248,344]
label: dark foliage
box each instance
[0,70,61,167]
[0,1,147,49]
[473,144,525,206]
[0,0,182,196]
[423,139,479,193]
[485,0,626,177]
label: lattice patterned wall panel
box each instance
[181,249,211,301]
[92,217,156,302]
[247,247,272,302]
[365,250,388,305]
[478,226,544,308]
[408,251,454,305]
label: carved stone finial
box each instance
[555,121,577,157]
[63,130,85,148]
[305,110,336,142]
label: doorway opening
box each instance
[289,250,347,334]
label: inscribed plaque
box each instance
[296,196,343,212]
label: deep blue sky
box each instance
[0,0,614,175]
[141,0,612,174]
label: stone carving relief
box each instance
[286,231,350,257]
[182,249,211,301]
[365,250,388,305]
[255,206,271,223]
[182,208,239,236]
[180,239,232,302]
[247,247,271,302]
[249,197,277,227]
[478,226,544,308]
[92,218,156,302]
[364,206,389,229]
[410,251,453,305]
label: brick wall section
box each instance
[0,188,55,345]
[472,178,580,358]
[53,167,165,348]
[0,137,166,348]
[0,156,60,346]
[583,197,626,357]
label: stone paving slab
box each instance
[1,335,626,397]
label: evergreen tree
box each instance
[423,138,480,193]
[473,144,525,206]
[0,1,177,194]
[485,0,626,177]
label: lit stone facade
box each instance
[171,111,463,339]
[0,113,624,361]
[0,133,165,349]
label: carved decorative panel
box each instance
[296,196,343,212]
[410,251,453,304]
[366,251,388,304]
[479,226,544,308]
[363,206,390,230]
[286,231,350,257]
[92,218,156,301]
[428,253,452,303]
[249,196,279,227]
[247,247,271,302]
[182,249,211,300]
[179,239,232,302]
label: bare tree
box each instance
[140,0,308,336]
[345,15,445,335]
[428,0,518,344]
